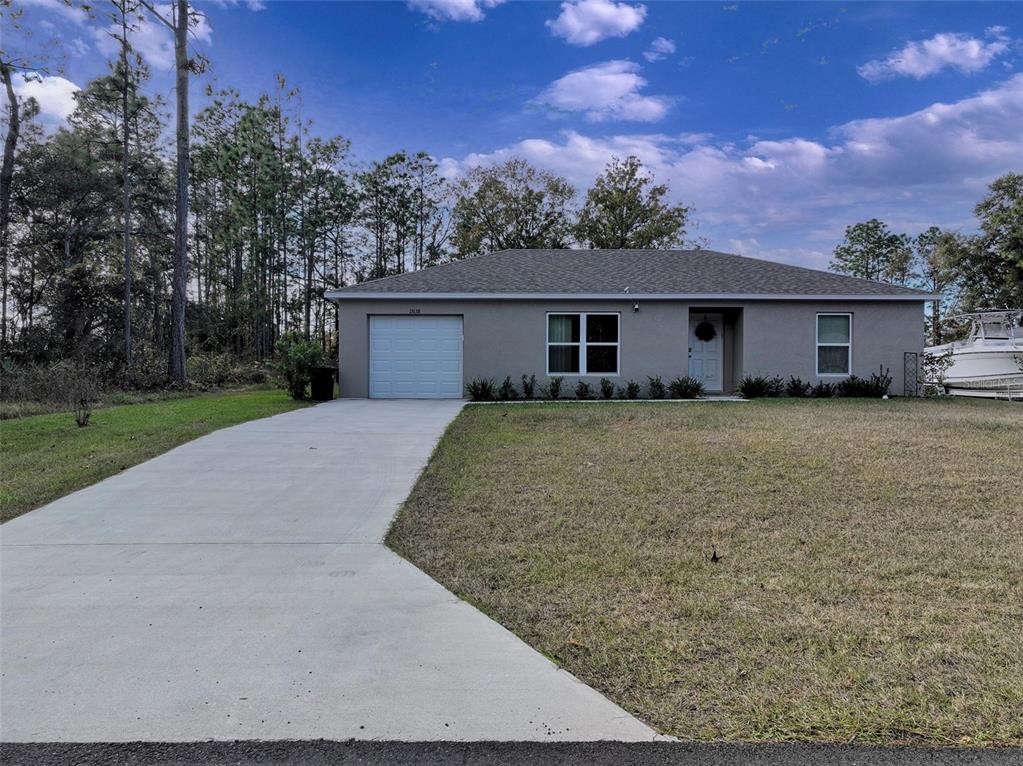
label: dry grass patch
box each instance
[387,399,1023,745]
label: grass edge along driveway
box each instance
[387,398,1023,746]
[1,388,311,523]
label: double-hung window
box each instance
[547,313,619,375]
[816,313,852,375]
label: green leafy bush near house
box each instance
[835,366,893,398]
[668,375,705,399]
[273,332,325,400]
[647,375,666,399]
[521,373,536,399]
[466,377,498,401]
[574,380,592,400]
[786,376,812,397]
[811,381,834,398]
[498,376,519,401]
[738,374,784,398]
[623,380,640,399]
[599,378,615,400]
[542,376,564,400]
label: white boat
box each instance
[925,310,1023,399]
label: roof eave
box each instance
[324,290,939,302]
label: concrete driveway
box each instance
[1,399,656,742]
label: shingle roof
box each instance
[326,249,932,298]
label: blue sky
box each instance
[13,0,1023,269]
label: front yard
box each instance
[387,399,1023,746]
[0,388,311,523]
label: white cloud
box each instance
[643,36,676,62]
[210,0,268,9]
[858,28,1011,83]
[407,0,505,23]
[444,75,1023,267]
[546,0,646,46]
[91,3,213,71]
[536,60,669,122]
[13,73,80,122]
[68,37,90,57]
[19,0,90,26]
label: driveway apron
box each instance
[1,399,656,742]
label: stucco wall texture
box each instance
[335,298,925,397]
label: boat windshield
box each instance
[971,313,1021,340]
[979,320,1009,339]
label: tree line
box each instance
[829,173,1022,344]
[1,1,691,387]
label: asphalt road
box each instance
[2,741,1020,766]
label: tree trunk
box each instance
[168,0,189,385]
[119,6,134,373]
[0,61,19,350]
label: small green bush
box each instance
[835,366,892,398]
[521,373,536,399]
[274,332,325,400]
[599,378,614,400]
[738,374,784,398]
[786,376,811,397]
[498,376,519,401]
[542,376,564,400]
[624,380,640,399]
[811,381,834,398]
[466,377,498,401]
[647,375,666,399]
[575,380,592,400]
[668,375,705,399]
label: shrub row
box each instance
[737,367,893,399]
[466,367,895,402]
[465,374,705,402]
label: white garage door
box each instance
[369,315,463,399]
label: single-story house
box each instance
[324,249,936,398]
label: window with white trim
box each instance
[547,313,619,375]
[816,313,852,375]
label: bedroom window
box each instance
[547,313,619,375]
[816,313,852,375]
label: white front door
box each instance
[688,313,723,391]
[369,315,463,398]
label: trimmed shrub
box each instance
[542,376,564,400]
[624,380,640,399]
[647,375,666,399]
[835,366,892,398]
[466,377,497,401]
[599,377,615,400]
[786,376,811,397]
[668,375,705,399]
[811,381,834,398]
[575,380,592,400]
[498,376,519,401]
[521,373,536,399]
[738,374,784,398]
[274,332,325,400]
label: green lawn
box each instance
[0,388,311,523]
[387,398,1023,746]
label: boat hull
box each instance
[926,344,1023,399]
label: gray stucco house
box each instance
[324,249,935,398]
